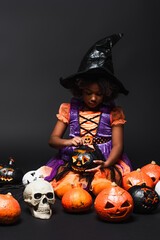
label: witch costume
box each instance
[28,34,132,196]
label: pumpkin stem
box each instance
[112,182,117,187]
[71,183,82,188]
[151,161,156,165]
[136,168,141,172]
[7,192,12,196]
[8,157,15,166]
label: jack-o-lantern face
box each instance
[128,184,159,213]
[122,169,154,190]
[103,199,131,219]
[0,158,23,185]
[141,161,160,186]
[71,146,96,172]
[94,183,133,222]
[83,135,93,145]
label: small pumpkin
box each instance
[94,182,133,222]
[128,184,159,213]
[122,168,154,191]
[91,168,113,196]
[0,193,21,224]
[61,184,93,212]
[91,178,112,196]
[52,172,80,199]
[141,161,160,186]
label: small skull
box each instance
[22,166,52,186]
[22,170,42,186]
[23,179,55,219]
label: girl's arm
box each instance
[85,124,124,172]
[49,120,83,149]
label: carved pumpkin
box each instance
[94,182,133,222]
[61,184,93,212]
[70,146,97,172]
[0,158,23,185]
[128,184,159,213]
[0,193,21,224]
[122,168,154,191]
[141,161,160,186]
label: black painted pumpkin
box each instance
[128,184,159,213]
[71,146,97,172]
[0,158,23,185]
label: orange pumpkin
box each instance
[122,168,154,191]
[141,161,160,186]
[51,172,80,199]
[91,178,112,196]
[91,167,122,196]
[94,182,133,222]
[0,193,21,224]
[61,184,92,212]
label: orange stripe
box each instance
[79,111,101,137]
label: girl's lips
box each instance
[89,102,97,106]
[88,104,97,108]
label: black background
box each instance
[0,0,160,239]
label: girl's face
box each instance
[82,82,103,110]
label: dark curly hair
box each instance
[70,73,121,102]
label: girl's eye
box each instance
[84,90,102,96]
[85,91,92,95]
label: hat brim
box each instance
[60,68,129,95]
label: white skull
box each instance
[23,179,55,219]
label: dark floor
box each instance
[0,187,160,240]
[0,148,160,240]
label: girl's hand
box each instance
[85,160,106,173]
[86,125,124,172]
[67,137,83,147]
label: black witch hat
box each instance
[60,33,129,95]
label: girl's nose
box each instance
[91,94,96,101]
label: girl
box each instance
[23,34,132,197]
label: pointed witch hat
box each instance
[60,33,129,95]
